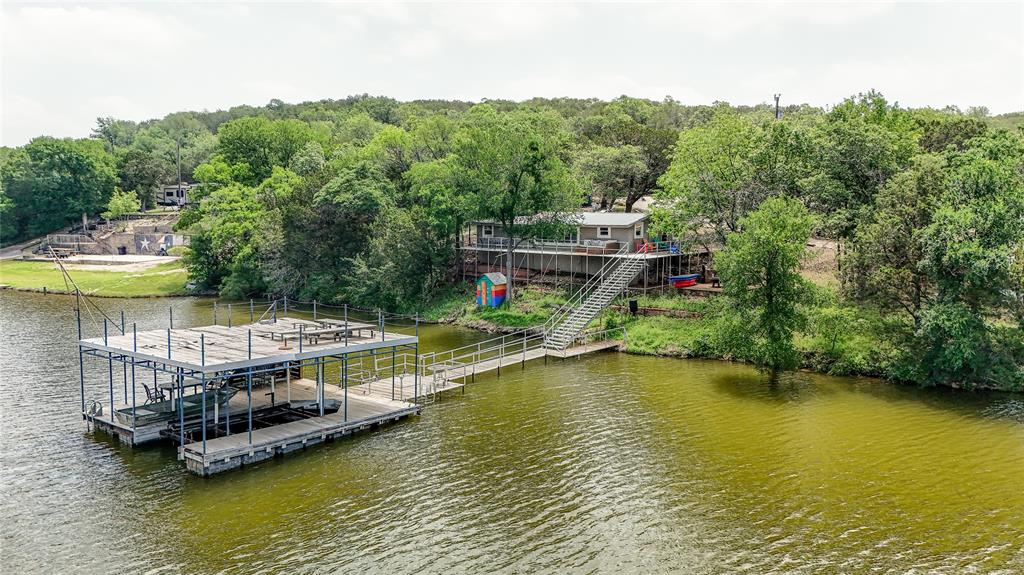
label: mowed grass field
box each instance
[0,259,190,297]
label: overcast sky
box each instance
[1,1,1021,146]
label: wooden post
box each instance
[250,299,254,323]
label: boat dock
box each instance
[76,298,624,476]
[77,301,426,476]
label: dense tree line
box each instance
[656,93,1023,389]
[0,93,1019,389]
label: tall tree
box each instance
[714,196,816,370]
[841,154,945,327]
[452,105,581,299]
[116,148,168,210]
[1,137,116,238]
[574,144,648,211]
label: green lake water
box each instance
[1,291,1022,574]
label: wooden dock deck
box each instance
[181,391,417,475]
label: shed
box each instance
[476,272,508,307]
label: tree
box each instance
[1,137,116,238]
[92,117,138,151]
[574,145,648,211]
[452,105,581,299]
[217,117,329,185]
[801,92,918,238]
[656,110,810,250]
[117,148,168,209]
[102,188,141,221]
[182,183,268,298]
[841,154,945,327]
[714,196,816,370]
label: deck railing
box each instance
[466,236,691,256]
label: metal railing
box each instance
[541,244,632,335]
[470,236,628,254]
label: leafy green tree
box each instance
[406,157,472,247]
[714,196,816,370]
[574,144,648,211]
[1,137,116,238]
[116,148,168,209]
[288,141,326,178]
[92,117,138,151]
[656,110,810,249]
[182,182,268,298]
[217,117,329,185]
[453,105,581,298]
[841,154,945,326]
[801,92,918,238]
[102,188,141,221]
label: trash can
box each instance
[117,246,127,255]
[628,299,639,316]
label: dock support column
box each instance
[247,368,252,447]
[177,367,184,459]
[286,361,291,404]
[121,311,127,402]
[76,299,85,414]
[247,329,253,447]
[200,335,206,455]
[317,357,324,417]
[105,321,114,419]
[391,347,396,400]
[343,354,348,421]
[249,299,254,323]
[228,304,232,328]
[131,324,137,430]
[413,343,419,402]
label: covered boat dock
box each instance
[77,303,423,476]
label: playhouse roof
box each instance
[479,272,507,285]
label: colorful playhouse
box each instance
[476,272,508,307]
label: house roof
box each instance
[476,211,647,228]
[569,212,647,228]
[479,272,507,285]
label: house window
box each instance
[481,225,493,238]
[597,226,611,238]
[166,191,175,197]
[634,224,643,238]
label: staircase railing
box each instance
[542,246,648,347]
[542,244,630,337]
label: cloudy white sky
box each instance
[1,1,1021,146]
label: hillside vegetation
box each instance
[1,93,1020,389]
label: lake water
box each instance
[1,291,1022,574]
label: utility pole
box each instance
[773,93,782,120]
[176,137,183,200]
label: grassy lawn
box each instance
[463,285,568,328]
[0,260,190,297]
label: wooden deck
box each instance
[180,378,417,475]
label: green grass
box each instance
[622,314,712,356]
[463,285,568,327]
[632,293,709,313]
[0,259,190,297]
[413,283,475,322]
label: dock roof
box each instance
[79,318,416,374]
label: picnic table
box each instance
[268,322,377,345]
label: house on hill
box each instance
[460,211,711,293]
